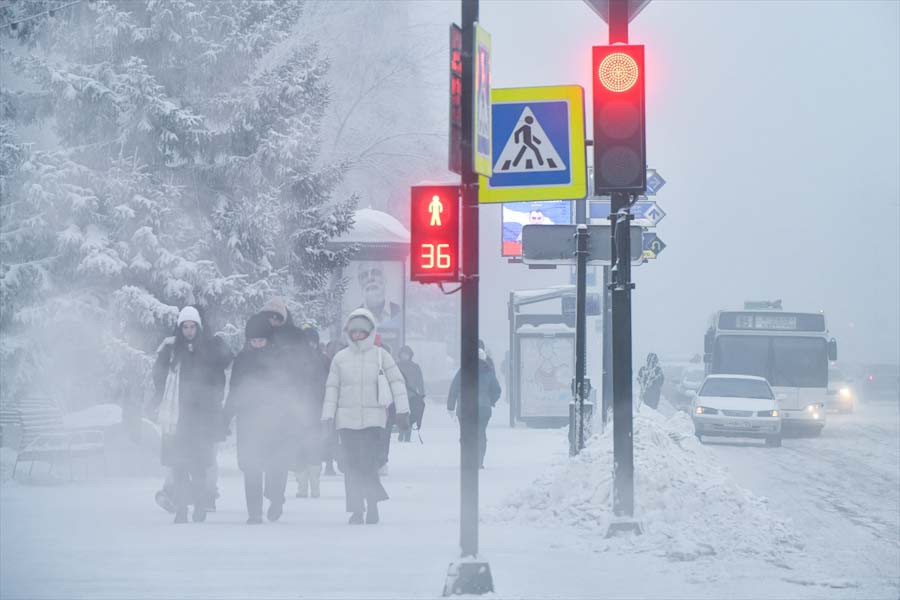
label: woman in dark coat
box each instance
[396,345,426,442]
[224,314,300,524]
[152,306,232,524]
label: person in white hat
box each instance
[151,305,232,524]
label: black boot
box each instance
[365,502,380,524]
[174,508,188,524]
[192,507,207,522]
[266,502,283,522]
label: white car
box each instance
[692,375,783,447]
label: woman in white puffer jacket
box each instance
[321,308,410,524]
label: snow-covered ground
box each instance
[1,401,898,599]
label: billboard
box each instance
[342,260,404,353]
[518,333,575,418]
[501,201,573,257]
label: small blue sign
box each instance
[589,200,666,226]
[645,169,666,195]
[490,101,571,188]
[642,232,667,259]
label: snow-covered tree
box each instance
[0,0,356,409]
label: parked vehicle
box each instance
[826,367,855,414]
[692,375,782,447]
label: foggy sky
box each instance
[415,0,900,367]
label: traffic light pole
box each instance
[443,0,494,595]
[606,0,642,535]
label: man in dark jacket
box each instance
[152,306,232,524]
[224,314,298,524]
[447,345,502,469]
[396,345,426,442]
[258,297,329,499]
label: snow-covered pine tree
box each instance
[0,0,355,410]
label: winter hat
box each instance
[399,345,414,359]
[245,313,274,340]
[261,297,288,321]
[177,306,202,329]
[344,308,376,334]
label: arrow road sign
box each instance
[589,199,666,226]
[522,224,644,265]
[642,231,667,260]
[645,169,666,195]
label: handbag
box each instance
[376,348,394,408]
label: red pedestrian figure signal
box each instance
[410,185,460,283]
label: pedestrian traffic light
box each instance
[410,185,460,283]
[592,45,646,194]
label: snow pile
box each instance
[63,404,122,430]
[491,410,802,563]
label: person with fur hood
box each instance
[223,313,299,524]
[321,309,410,524]
[151,306,232,524]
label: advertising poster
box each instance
[342,260,404,353]
[518,334,574,418]
[501,201,573,257]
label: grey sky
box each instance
[417,0,900,366]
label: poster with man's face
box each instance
[342,260,404,352]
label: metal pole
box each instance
[572,224,588,455]
[602,265,612,427]
[608,0,635,519]
[459,0,480,559]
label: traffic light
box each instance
[410,185,460,283]
[592,45,646,194]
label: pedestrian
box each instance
[223,313,298,524]
[152,306,232,524]
[295,324,329,499]
[637,352,664,410]
[396,345,426,442]
[321,308,411,525]
[447,342,501,469]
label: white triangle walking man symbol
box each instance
[494,106,566,174]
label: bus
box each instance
[704,303,838,434]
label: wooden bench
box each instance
[1,397,106,480]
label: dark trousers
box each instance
[243,470,288,518]
[173,467,206,512]
[339,427,389,514]
[478,416,490,467]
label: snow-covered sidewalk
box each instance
[2,402,897,599]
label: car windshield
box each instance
[712,335,827,388]
[699,378,773,399]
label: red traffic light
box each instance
[598,52,639,93]
[410,185,460,283]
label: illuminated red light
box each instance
[598,52,639,92]
[410,185,460,283]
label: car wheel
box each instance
[765,436,782,447]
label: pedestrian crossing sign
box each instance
[479,85,586,204]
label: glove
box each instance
[396,412,410,431]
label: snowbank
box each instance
[490,409,802,563]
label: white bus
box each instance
[704,306,838,435]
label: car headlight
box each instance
[757,410,779,417]
[839,387,852,399]
[695,406,718,415]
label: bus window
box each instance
[713,336,769,378]
[770,337,827,388]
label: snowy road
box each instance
[703,402,900,595]
[2,400,898,599]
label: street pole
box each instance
[459,0,479,560]
[602,264,612,428]
[444,1,494,594]
[571,223,589,455]
[606,0,640,533]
